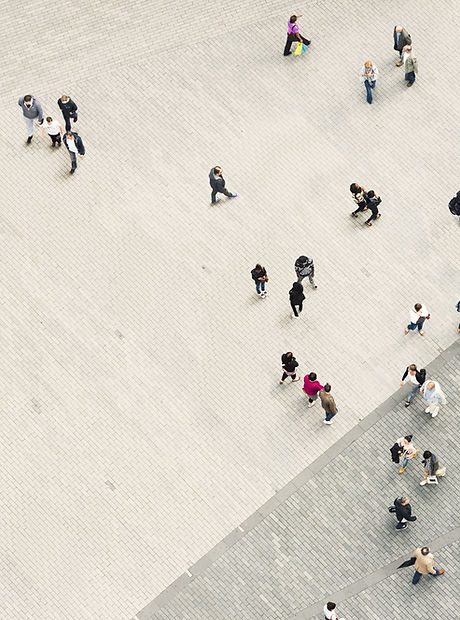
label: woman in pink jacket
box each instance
[303,372,324,408]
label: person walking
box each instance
[364,190,381,226]
[319,384,338,424]
[209,166,237,205]
[303,372,324,407]
[448,192,460,218]
[63,131,85,174]
[289,282,305,318]
[280,352,300,384]
[404,303,430,336]
[411,546,445,583]
[42,116,63,147]
[393,26,412,65]
[456,299,460,333]
[324,602,345,620]
[402,45,418,87]
[57,94,78,132]
[18,94,44,143]
[251,264,268,298]
[283,14,311,56]
[350,183,368,217]
[396,435,418,473]
[400,364,426,407]
[420,380,446,418]
[360,61,379,104]
[294,256,317,288]
[389,497,417,530]
[420,450,446,485]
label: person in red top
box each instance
[303,372,324,407]
[283,15,311,56]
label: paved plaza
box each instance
[0,0,459,618]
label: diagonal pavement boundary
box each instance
[134,339,460,619]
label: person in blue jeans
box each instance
[360,61,379,104]
[412,547,445,584]
[251,264,268,298]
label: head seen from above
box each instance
[213,166,222,175]
[24,95,32,103]
[421,546,430,555]
[61,94,69,102]
[290,15,297,24]
[423,451,432,460]
[364,61,373,70]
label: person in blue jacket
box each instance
[63,131,85,174]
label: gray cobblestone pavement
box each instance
[0,0,459,618]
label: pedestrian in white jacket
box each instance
[420,380,446,418]
[405,303,430,336]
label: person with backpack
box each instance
[350,183,368,217]
[364,190,381,226]
[448,191,460,217]
[389,497,417,530]
[295,256,317,288]
[400,364,426,407]
[251,264,268,298]
[283,14,311,56]
[289,282,305,318]
[280,352,300,384]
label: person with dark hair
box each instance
[280,352,300,384]
[289,282,305,318]
[448,192,460,217]
[251,264,268,298]
[319,384,338,424]
[350,183,368,217]
[18,94,44,143]
[364,190,381,226]
[209,166,237,205]
[420,451,446,486]
[412,546,445,584]
[389,497,417,530]
[396,435,417,474]
[303,372,324,407]
[42,116,63,147]
[283,14,311,56]
[63,131,85,174]
[324,601,344,620]
[400,364,426,407]
[294,256,317,288]
[58,94,78,132]
[405,302,430,336]
[457,299,460,333]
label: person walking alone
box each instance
[18,94,44,143]
[364,190,381,226]
[319,384,338,424]
[283,14,311,56]
[294,256,317,288]
[405,303,430,336]
[58,94,78,132]
[251,264,268,298]
[303,372,324,407]
[420,450,446,485]
[42,117,63,147]
[393,26,412,65]
[420,380,446,418]
[350,183,368,217]
[289,282,305,318]
[63,131,85,174]
[400,364,426,407]
[360,61,379,104]
[324,602,345,620]
[280,352,300,384]
[411,546,445,583]
[209,166,237,205]
[402,45,418,87]
[389,497,417,530]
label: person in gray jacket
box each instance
[18,94,44,143]
[393,26,412,65]
[209,166,237,205]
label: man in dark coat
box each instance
[63,131,85,174]
[393,26,412,65]
[58,94,78,132]
[209,166,237,205]
[389,497,417,530]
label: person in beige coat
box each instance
[412,547,445,584]
[319,384,338,425]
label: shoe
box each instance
[365,222,372,226]
[26,136,32,144]
[261,291,267,298]
[291,313,299,319]
[404,329,409,335]
[211,198,220,205]
[437,569,445,576]
[398,467,406,474]
[407,82,413,87]
[279,381,284,384]
[323,420,333,425]
[376,214,381,219]
[396,523,408,530]
[312,285,318,289]
[70,168,75,174]
[57,142,62,147]
[431,411,438,418]
[388,506,396,513]
[419,331,424,336]
[51,143,55,147]
[284,52,292,56]
[229,194,237,198]
[351,212,358,217]
[424,407,430,413]
[291,378,301,382]
[404,401,410,407]
[419,480,427,486]
[396,61,403,66]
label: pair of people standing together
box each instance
[350,183,382,226]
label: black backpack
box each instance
[449,196,460,216]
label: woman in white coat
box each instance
[420,380,447,418]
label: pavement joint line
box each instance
[135,339,460,619]
[292,525,460,619]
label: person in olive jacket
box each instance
[389,497,417,530]
[393,25,412,65]
[289,282,305,318]
[280,352,300,384]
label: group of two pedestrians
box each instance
[350,183,382,225]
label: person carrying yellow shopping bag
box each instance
[283,14,311,56]
[294,41,308,55]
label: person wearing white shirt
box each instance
[360,60,379,104]
[41,116,63,147]
[405,303,430,336]
[420,380,447,418]
[324,601,344,620]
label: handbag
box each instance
[294,41,303,55]
[398,557,416,569]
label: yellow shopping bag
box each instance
[294,41,303,56]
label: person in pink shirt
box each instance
[283,14,311,56]
[303,372,324,407]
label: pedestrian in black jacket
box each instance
[209,166,237,205]
[400,364,426,407]
[280,352,300,384]
[289,282,305,318]
[251,264,268,298]
[63,132,85,174]
[364,190,382,226]
[58,94,78,132]
[389,497,417,530]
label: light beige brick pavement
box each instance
[0,0,459,618]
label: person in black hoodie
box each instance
[58,94,78,132]
[400,364,426,407]
[209,166,237,205]
[280,352,300,384]
[289,282,305,318]
[251,264,268,297]
[364,190,382,226]
[389,497,417,530]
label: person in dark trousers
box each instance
[319,384,338,424]
[389,497,417,530]
[350,183,368,217]
[58,94,78,132]
[289,282,305,318]
[420,451,446,486]
[283,14,311,56]
[63,131,85,174]
[251,264,268,297]
[42,117,63,147]
[303,372,324,407]
[364,190,381,226]
[402,45,418,87]
[18,94,44,143]
[209,166,237,205]
[280,352,300,384]
[295,256,317,288]
[393,26,412,65]
[400,364,426,407]
[412,547,445,584]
